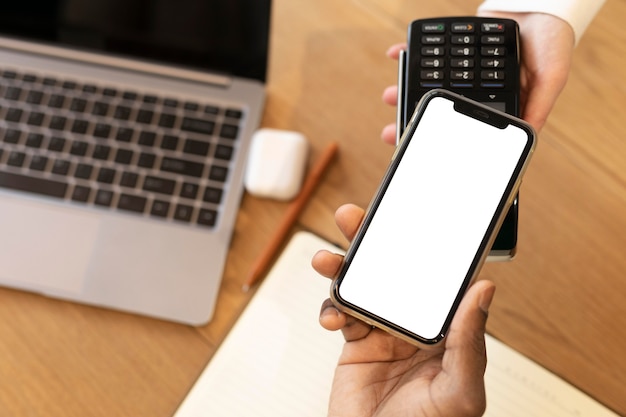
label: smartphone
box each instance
[397,17,521,261]
[332,90,535,347]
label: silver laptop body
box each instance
[0,0,271,325]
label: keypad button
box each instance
[481,35,505,44]
[451,71,475,81]
[421,35,445,44]
[451,23,475,33]
[481,70,505,81]
[420,70,445,81]
[481,47,506,57]
[421,23,445,33]
[450,58,475,68]
[481,58,505,68]
[421,58,444,68]
[451,35,475,44]
[421,46,445,56]
[451,47,475,56]
[481,22,505,33]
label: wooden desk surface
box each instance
[1,0,625,415]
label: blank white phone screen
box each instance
[339,96,529,340]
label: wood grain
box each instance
[0,0,624,415]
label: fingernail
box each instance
[479,284,496,314]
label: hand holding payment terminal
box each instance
[397,17,521,260]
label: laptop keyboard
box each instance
[0,69,245,228]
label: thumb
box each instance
[440,280,495,388]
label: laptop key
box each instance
[180,182,199,199]
[120,171,139,188]
[29,155,49,171]
[143,175,175,195]
[219,124,239,139]
[7,151,26,167]
[27,111,45,126]
[197,209,218,227]
[160,135,179,150]
[92,101,109,116]
[114,105,131,120]
[49,115,67,130]
[3,129,21,144]
[118,194,147,213]
[102,88,117,97]
[183,139,210,156]
[136,109,154,124]
[115,149,133,165]
[158,113,176,128]
[71,119,89,134]
[181,117,214,135]
[70,140,89,156]
[75,163,93,179]
[94,189,114,207]
[93,123,112,138]
[138,131,156,146]
[97,167,116,184]
[70,98,87,112]
[203,187,223,204]
[25,133,44,148]
[225,109,243,119]
[151,200,170,217]
[0,171,67,198]
[214,144,234,161]
[93,144,111,160]
[25,90,43,105]
[209,165,228,182]
[137,152,156,168]
[51,159,71,175]
[116,127,134,142]
[4,86,22,100]
[161,157,204,177]
[174,204,193,222]
[5,108,23,122]
[71,185,91,202]
[47,94,66,108]
[48,136,66,152]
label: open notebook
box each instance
[174,231,619,416]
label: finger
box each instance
[311,249,344,279]
[319,299,373,342]
[382,85,398,106]
[335,204,365,241]
[441,280,495,386]
[386,43,407,60]
[319,298,347,331]
[381,123,397,145]
[521,77,566,132]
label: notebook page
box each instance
[174,230,618,416]
[484,336,619,416]
[174,231,344,417]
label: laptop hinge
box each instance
[0,37,232,88]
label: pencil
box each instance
[242,141,339,291]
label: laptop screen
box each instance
[0,0,271,82]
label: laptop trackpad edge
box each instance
[0,197,99,295]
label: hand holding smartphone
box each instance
[332,90,535,347]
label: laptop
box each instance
[0,0,271,325]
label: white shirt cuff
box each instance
[477,0,606,44]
